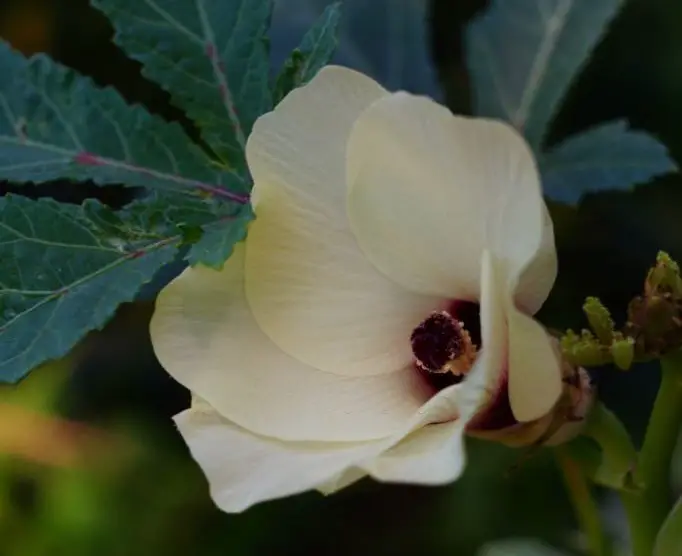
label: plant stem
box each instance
[556,445,610,556]
[620,350,682,556]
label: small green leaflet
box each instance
[0,195,178,383]
[186,207,253,269]
[566,401,637,491]
[120,191,254,269]
[92,0,273,167]
[540,121,677,204]
[467,0,624,149]
[0,40,248,201]
[273,2,342,105]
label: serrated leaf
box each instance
[467,0,623,148]
[92,0,273,166]
[273,2,341,104]
[187,205,253,269]
[0,195,178,384]
[0,40,250,201]
[540,121,677,204]
[654,496,682,556]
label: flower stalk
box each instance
[620,350,682,556]
[556,445,611,556]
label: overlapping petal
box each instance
[172,251,506,512]
[174,399,386,513]
[507,303,562,422]
[514,204,558,314]
[346,92,553,305]
[150,245,434,443]
[245,67,443,377]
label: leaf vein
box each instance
[139,0,203,45]
[37,90,84,151]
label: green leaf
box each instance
[0,195,178,384]
[466,0,624,149]
[273,2,342,104]
[0,40,249,201]
[120,191,235,233]
[91,0,273,166]
[186,205,253,269]
[120,191,253,268]
[540,121,677,204]
[654,496,682,556]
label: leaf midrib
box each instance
[0,135,247,202]
[514,0,574,128]
[140,0,247,148]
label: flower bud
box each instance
[611,335,635,370]
[561,329,610,367]
[583,297,614,344]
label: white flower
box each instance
[150,66,562,513]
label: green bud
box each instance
[561,329,611,367]
[611,336,635,370]
[583,297,615,344]
[560,329,580,348]
[574,342,609,368]
[646,251,682,297]
[657,251,679,274]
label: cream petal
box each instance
[316,467,367,495]
[150,244,434,443]
[346,92,550,301]
[174,402,385,513]
[245,67,442,377]
[173,253,507,513]
[514,203,558,315]
[507,304,563,423]
[362,420,468,484]
[245,188,442,377]
[248,65,388,215]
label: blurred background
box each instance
[1,0,682,554]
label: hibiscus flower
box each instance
[150,65,570,513]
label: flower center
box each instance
[410,302,480,389]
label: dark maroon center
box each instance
[411,301,481,390]
[410,312,465,373]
